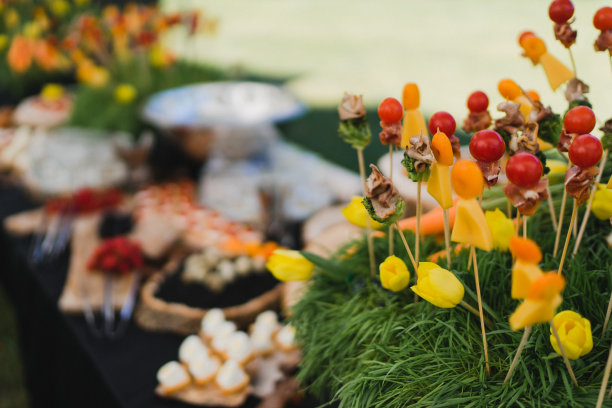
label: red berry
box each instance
[467,91,489,113]
[594,7,612,31]
[549,0,574,24]
[377,97,403,123]
[506,152,543,187]
[469,130,506,162]
[428,111,456,137]
[569,134,603,168]
[564,106,596,134]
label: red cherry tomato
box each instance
[564,106,596,134]
[506,152,543,187]
[594,7,612,31]
[467,91,489,113]
[569,134,603,168]
[469,129,506,162]
[548,0,574,24]
[377,97,403,123]
[428,111,456,137]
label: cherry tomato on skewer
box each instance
[564,106,596,134]
[428,111,456,137]
[377,97,403,123]
[506,152,543,188]
[568,134,603,168]
[549,0,574,24]
[594,7,612,31]
[469,129,505,163]
[467,91,489,113]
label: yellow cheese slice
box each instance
[401,109,428,148]
[450,199,493,251]
[509,299,553,331]
[539,52,575,91]
[511,261,542,299]
[607,175,612,189]
[537,137,554,151]
[427,163,453,209]
[513,95,532,122]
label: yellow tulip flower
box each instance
[592,184,612,221]
[114,84,137,104]
[341,196,384,229]
[266,249,314,282]
[485,208,515,251]
[549,310,593,360]
[411,262,464,308]
[379,256,410,292]
[40,84,65,102]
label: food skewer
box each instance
[596,342,612,408]
[548,0,578,76]
[593,7,612,78]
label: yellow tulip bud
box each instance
[411,262,464,308]
[5,8,19,29]
[485,208,515,251]
[40,83,65,102]
[379,256,410,292]
[114,83,137,104]
[549,310,593,360]
[50,0,70,17]
[266,249,314,282]
[341,196,384,229]
[0,35,8,52]
[592,184,612,220]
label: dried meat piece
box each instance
[594,30,612,53]
[338,93,366,120]
[503,179,549,216]
[532,100,554,123]
[554,22,577,48]
[406,133,434,173]
[476,160,501,187]
[557,128,578,153]
[378,120,402,146]
[449,135,461,159]
[463,111,492,132]
[565,78,590,104]
[495,102,525,129]
[365,164,400,219]
[565,166,598,205]
[510,122,540,155]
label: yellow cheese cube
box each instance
[450,199,493,251]
[539,52,575,91]
[427,163,453,209]
[511,260,542,299]
[401,109,428,148]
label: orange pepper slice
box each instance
[402,83,420,110]
[526,89,540,101]
[509,236,542,264]
[498,78,522,100]
[450,160,483,200]
[528,273,565,301]
[521,35,547,64]
[431,131,454,166]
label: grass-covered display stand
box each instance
[291,180,612,407]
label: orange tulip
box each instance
[7,36,35,73]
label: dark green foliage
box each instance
[292,193,612,407]
[535,149,550,175]
[497,128,512,153]
[337,116,372,150]
[361,196,405,227]
[401,152,430,182]
[601,133,612,153]
[564,100,592,116]
[538,113,562,146]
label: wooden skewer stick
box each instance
[388,145,394,256]
[596,341,612,408]
[468,195,486,271]
[573,151,608,255]
[395,222,418,273]
[557,199,578,276]
[471,246,490,376]
[568,48,577,77]
[443,208,451,268]
[553,187,568,257]
[523,215,528,238]
[602,292,612,337]
[416,180,422,266]
[357,148,376,278]
[545,182,558,231]
[550,320,579,386]
[504,326,532,383]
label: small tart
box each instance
[251,310,280,336]
[274,324,298,352]
[222,331,254,365]
[215,360,250,395]
[179,335,209,365]
[188,354,221,386]
[250,327,275,356]
[157,361,191,394]
[211,321,237,354]
[201,308,226,339]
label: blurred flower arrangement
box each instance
[0,0,223,135]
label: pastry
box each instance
[223,331,254,365]
[156,361,191,394]
[178,335,209,365]
[187,353,221,386]
[250,328,275,356]
[200,308,226,340]
[211,321,237,354]
[274,325,298,352]
[215,360,250,395]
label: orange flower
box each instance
[35,39,66,71]
[7,36,35,73]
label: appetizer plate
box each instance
[142,81,306,129]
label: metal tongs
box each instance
[81,270,142,340]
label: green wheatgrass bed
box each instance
[291,160,612,408]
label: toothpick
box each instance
[553,187,569,257]
[557,199,577,276]
[357,148,376,278]
[573,151,608,255]
[443,208,451,268]
[550,320,579,386]
[602,292,612,337]
[504,326,532,383]
[596,342,612,408]
[389,145,394,256]
[546,182,558,231]
[471,246,490,376]
[416,180,422,266]
[507,199,513,219]
[568,48,577,77]
[523,215,527,238]
[395,222,417,273]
